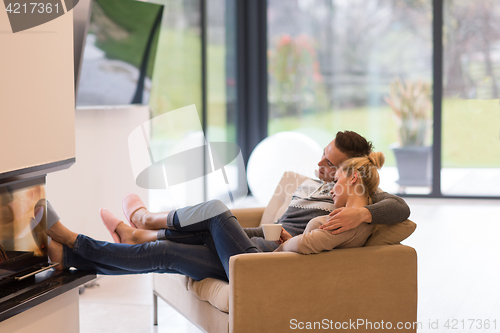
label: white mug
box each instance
[262,223,283,241]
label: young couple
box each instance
[46,131,410,282]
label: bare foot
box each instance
[114,222,134,244]
[47,221,78,249]
[130,207,148,229]
[115,222,159,244]
[130,209,170,231]
[47,240,65,270]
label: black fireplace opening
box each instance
[0,176,54,291]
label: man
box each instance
[121,130,410,252]
[241,130,409,251]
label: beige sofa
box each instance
[153,172,418,333]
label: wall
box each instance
[47,106,149,241]
[0,4,75,174]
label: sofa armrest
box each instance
[229,245,417,333]
[231,207,265,228]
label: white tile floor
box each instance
[79,274,202,333]
[78,198,500,333]
[378,167,500,196]
[403,198,500,332]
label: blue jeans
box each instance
[63,200,260,281]
[168,200,260,275]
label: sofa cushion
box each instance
[187,277,229,313]
[364,219,416,246]
[260,171,310,225]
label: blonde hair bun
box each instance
[368,151,385,169]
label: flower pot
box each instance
[390,144,432,187]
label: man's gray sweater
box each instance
[244,179,410,252]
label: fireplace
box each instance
[0,174,96,325]
[0,177,53,288]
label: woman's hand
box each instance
[276,227,292,244]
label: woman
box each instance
[47,152,384,282]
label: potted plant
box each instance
[384,78,433,190]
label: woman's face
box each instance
[330,168,350,207]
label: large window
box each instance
[147,0,243,210]
[146,0,500,200]
[147,0,203,210]
[442,0,500,196]
[267,0,432,194]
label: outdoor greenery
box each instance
[144,0,500,171]
[268,98,500,168]
[149,27,229,142]
[268,34,328,118]
[147,26,500,168]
